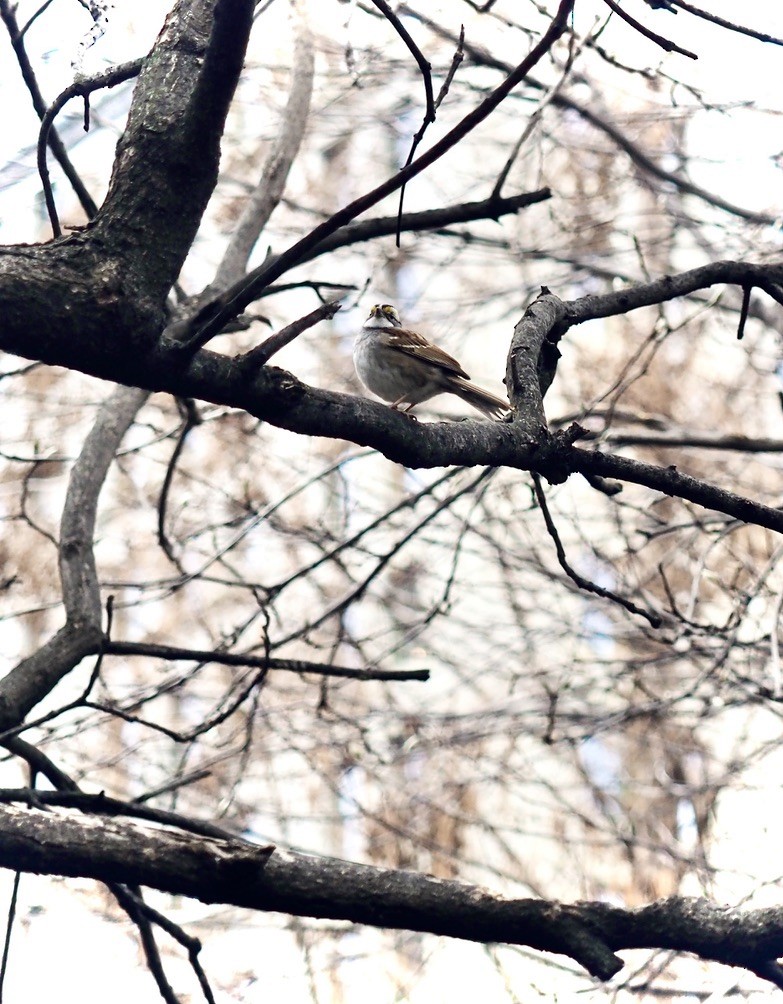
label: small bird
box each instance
[353,304,510,419]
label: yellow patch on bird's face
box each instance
[379,304,400,325]
[365,303,402,328]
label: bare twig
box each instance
[235,299,342,370]
[37,58,143,236]
[157,398,202,565]
[532,473,661,626]
[104,639,430,682]
[434,25,465,110]
[0,872,20,1004]
[368,0,437,246]
[0,0,100,223]
[116,888,180,1004]
[19,0,56,37]
[370,0,435,124]
[492,16,597,198]
[601,0,697,58]
[667,1,783,46]
[737,284,751,340]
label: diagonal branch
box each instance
[667,1,783,45]
[0,0,98,219]
[602,0,697,57]
[532,473,661,626]
[214,1,314,287]
[403,7,773,226]
[236,299,341,369]
[181,0,576,348]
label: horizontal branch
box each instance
[105,639,430,682]
[290,189,552,266]
[2,803,783,990]
[563,260,783,325]
[586,431,783,453]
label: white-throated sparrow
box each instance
[353,304,510,419]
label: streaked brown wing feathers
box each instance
[385,327,470,379]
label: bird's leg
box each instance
[390,397,418,419]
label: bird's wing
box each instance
[385,327,471,380]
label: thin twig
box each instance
[492,16,597,199]
[370,0,438,248]
[121,886,216,1004]
[434,25,465,110]
[370,0,435,122]
[667,1,783,46]
[104,639,429,682]
[602,0,697,58]
[157,399,202,565]
[769,586,783,698]
[532,474,661,626]
[133,770,213,804]
[737,284,751,340]
[235,299,342,371]
[116,888,180,1004]
[0,0,98,222]
[0,871,20,1004]
[37,58,142,236]
[19,0,56,37]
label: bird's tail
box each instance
[450,379,510,420]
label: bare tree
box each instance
[2,0,783,999]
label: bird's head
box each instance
[364,303,402,328]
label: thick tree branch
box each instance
[561,260,783,326]
[2,803,783,990]
[94,0,255,304]
[0,387,145,732]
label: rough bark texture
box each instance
[2,803,783,985]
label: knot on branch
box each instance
[530,423,589,484]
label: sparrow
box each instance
[353,304,510,419]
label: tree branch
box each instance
[104,639,430,682]
[403,7,774,226]
[0,387,145,731]
[214,1,314,287]
[0,0,98,219]
[181,0,576,346]
[37,58,142,236]
[3,804,783,990]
